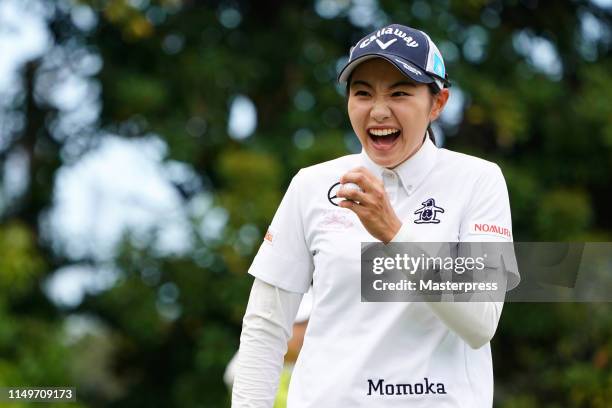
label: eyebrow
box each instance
[350,79,417,89]
[350,80,372,88]
[389,80,417,88]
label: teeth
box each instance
[369,128,400,136]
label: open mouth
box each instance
[368,128,401,150]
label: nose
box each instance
[370,98,391,122]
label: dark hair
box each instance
[425,83,440,146]
[345,74,440,146]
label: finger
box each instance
[340,172,372,192]
[341,166,369,182]
[341,167,381,190]
[348,166,377,181]
[338,198,363,215]
[336,186,367,204]
[339,183,388,209]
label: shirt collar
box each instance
[359,136,439,195]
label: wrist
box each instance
[384,220,402,244]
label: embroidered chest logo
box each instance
[327,182,343,206]
[414,198,444,224]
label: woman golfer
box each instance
[232,24,519,408]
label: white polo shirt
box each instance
[248,137,518,407]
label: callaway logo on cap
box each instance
[338,24,451,90]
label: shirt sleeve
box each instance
[459,163,520,290]
[460,163,513,242]
[248,170,314,294]
[232,278,304,408]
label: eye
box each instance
[392,91,410,97]
[354,90,370,96]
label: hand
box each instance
[336,166,402,243]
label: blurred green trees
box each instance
[0,0,611,407]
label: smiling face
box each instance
[347,58,448,168]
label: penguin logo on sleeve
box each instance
[414,198,444,224]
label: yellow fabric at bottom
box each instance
[273,367,292,408]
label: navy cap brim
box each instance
[337,53,435,85]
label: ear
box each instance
[429,88,450,122]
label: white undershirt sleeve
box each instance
[391,225,504,349]
[232,278,303,408]
[425,301,503,349]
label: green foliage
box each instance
[111,74,169,117]
[217,149,283,227]
[536,189,592,240]
[0,222,44,298]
